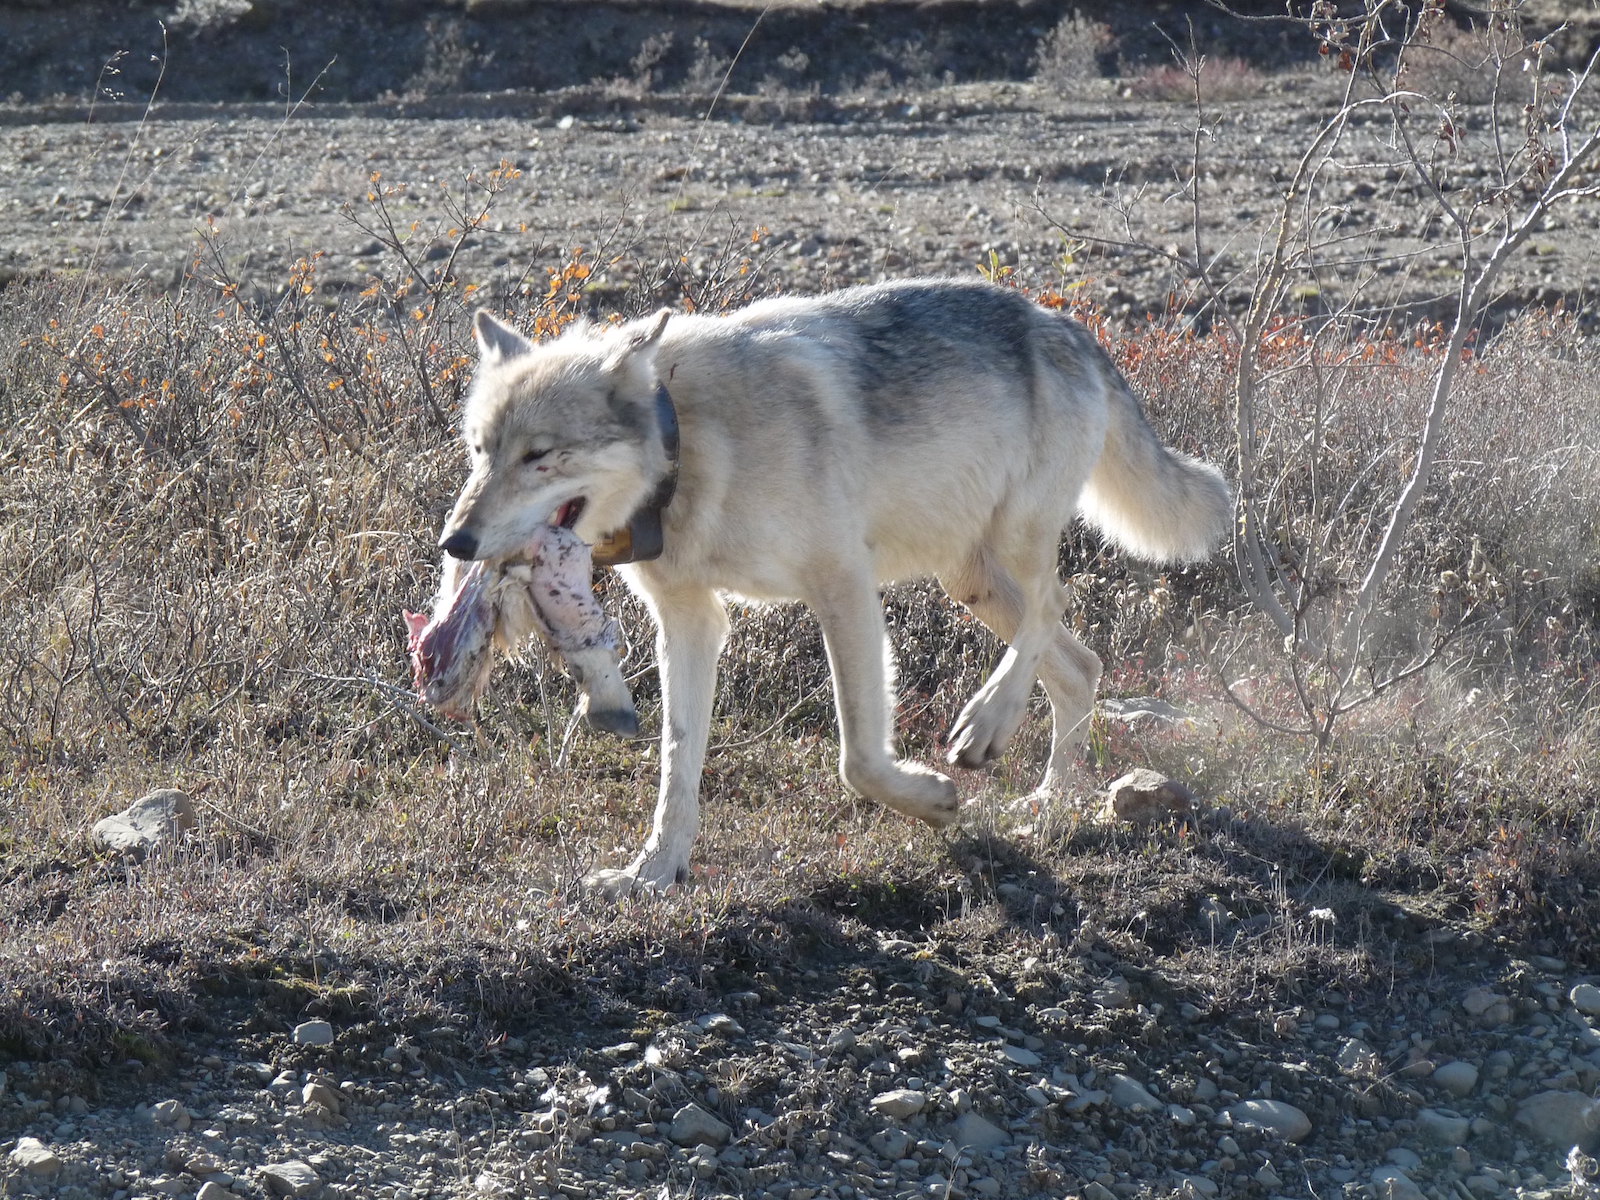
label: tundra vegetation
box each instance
[1,1,1599,1197]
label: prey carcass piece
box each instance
[404,524,637,735]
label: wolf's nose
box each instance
[439,530,480,560]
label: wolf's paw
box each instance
[848,759,960,828]
[945,689,1027,770]
[581,854,688,899]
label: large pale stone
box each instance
[951,1112,1009,1152]
[1226,1098,1312,1143]
[669,1102,733,1147]
[9,1137,61,1174]
[1514,1091,1600,1151]
[1103,769,1194,824]
[292,1020,334,1046]
[91,788,197,857]
[871,1089,928,1120]
[260,1160,322,1198]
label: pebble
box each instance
[699,1013,744,1038]
[1092,976,1133,1008]
[197,1184,231,1200]
[1513,1091,1600,1150]
[950,1112,1008,1151]
[1416,1107,1471,1146]
[1371,1165,1426,1199]
[302,1080,342,1114]
[999,1044,1041,1067]
[8,1137,62,1174]
[1432,1060,1479,1097]
[1225,1099,1312,1142]
[1572,984,1600,1017]
[260,1160,322,1197]
[1461,987,1513,1026]
[1102,768,1194,824]
[669,1102,733,1146]
[150,1099,191,1129]
[1337,1038,1380,1075]
[871,1089,928,1120]
[293,1020,335,1046]
[1108,1073,1161,1111]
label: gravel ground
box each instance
[6,899,1600,1199]
[3,78,1598,323]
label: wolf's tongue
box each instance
[554,498,585,528]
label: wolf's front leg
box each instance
[584,586,729,897]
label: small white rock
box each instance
[1571,983,1600,1017]
[1337,1038,1380,1075]
[1371,1166,1426,1200]
[999,1044,1041,1067]
[1513,1090,1600,1150]
[1108,1073,1161,1112]
[1225,1098,1312,1142]
[292,1020,334,1046]
[1461,987,1512,1025]
[824,1028,857,1054]
[8,1137,62,1175]
[1416,1107,1471,1146]
[1432,1060,1479,1098]
[198,1184,232,1200]
[951,1111,1008,1152]
[871,1088,927,1120]
[669,1102,733,1146]
[259,1159,321,1197]
[149,1098,191,1129]
[301,1080,342,1114]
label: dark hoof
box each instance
[585,706,640,737]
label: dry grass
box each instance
[1,223,1598,1076]
[1123,56,1266,102]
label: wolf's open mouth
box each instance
[554,498,586,528]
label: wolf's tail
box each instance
[1078,372,1232,564]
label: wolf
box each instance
[438,278,1232,894]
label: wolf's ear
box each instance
[473,309,533,365]
[607,309,671,371]
[630,309,671,352]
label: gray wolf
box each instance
[437,278,1232,894]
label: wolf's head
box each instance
[438,309,673,563]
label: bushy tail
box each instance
[1079,378,1232,563]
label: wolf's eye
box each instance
[521,448,549,465]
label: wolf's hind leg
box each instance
[809,568,959,827]
[940,550,1100,794]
